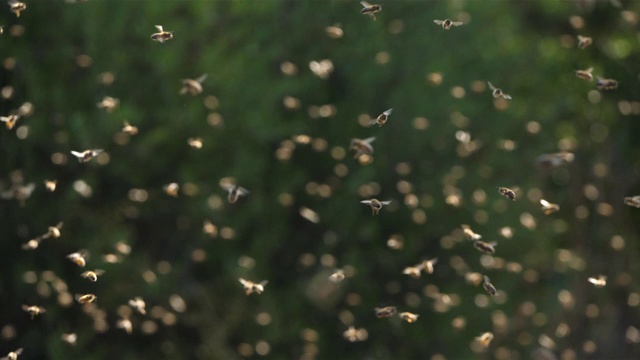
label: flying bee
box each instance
[221,183,250,204]
[70,149,103,163]
[476,332,494,348]
[163,182,180,197]
[117,316,133,334]
[343,326,368,342]
[1,182,35,207]
[128,297,147,314]
[497,187,516,200]
[121,121,138,136]
[350,137,376,159]
[399,312,419,323]
[488,82,512,100]
[462,224,482,240]
[1,348,23,360]
[482,275,497,296]
[575,67,594,81]
[44,180,57,192]
[540,199,560,215]
[368,108,393,127]
[47,222,64,238]
[75,293,97,304]
[402,264,424,279]
[361,199,392,215]
[577,35,592,49]
[360,2,382,21]
[0,114,20,129]
[474,240,497,254]
[8,0,26,18]
[96,96,119,112]
[22,305,46,319]
[239,278,268,295]
[187,137,203,149]
[67,250,89,267]
[535,152,574,168]
[329,269,346,282]
[21,238,40,250]
[151,25,173,43]
[588,275,607,287]
[422,257,438,274]
[180,74,207,95]
[624,196,640,208]
[61,333,77,345]
[80,269,105,282]
[596,77,618,90]
[374,306,397,318]
[433,19,463,30]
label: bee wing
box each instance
[487,82,496,90]
[433,19,444,25]
[155,25,164,32]
[489,242,498,247]
[585,67,593,72]
[238,278,249,287]
[383,108,393,116]
[451,21,464,26]
[360,1,371,7]
[94,269,106,276]
[540,199,550,207]
[259,280,269,286]
[483,275,491,283]
[70,151,83,158]
[360,200,372,205]
[428,257,438,264]
[380,201,392,205]
[237,186,250,195]
[588,277,598,284]
[92,149,104,155]
[367,119,378,126]
[362,136,376,144]
[195,74,208,84]
[502,93,512,100]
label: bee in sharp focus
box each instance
[462,224,482,240]
[588,275,606,287]
[67,250,89,267]
[151,25,173,43]
[80,269,105,282]
[540,199,560,215]
[596,77,618,91]
[497,187,516,200]
[476,332,494,348]
[329,269,346,282]
[368,108,393,127]
[374,306,397,318]
[577,35,592,49]
[0,114,20,129]
[8,0,26,18]
[433,19,463,30]
[361,198,392,215]
[1,348,23,360]
[121,121,138,136]
[473,240,497,254]
[624,195,640,208]
[488,82,512,100]
[343,326,368,342]
[128,297,147,314]
[239,278,268,295]
[44,180,57,192]
[221,183,250,203]
[360,2,382,21]
[482,275,497,296]
[180,74,207,95]
[75,293,97,304]
[350,137,376,159]
[22,305,46,319]
[575,67,594,81]
[70,149,103,163]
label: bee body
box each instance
[588,275,606,287]
[360,2,382,20]
[596,77,618,91]
[75,293,97,304]
[67,250,89,267]
[488,82,512,100]
[361,198,391,215]
[8,0,26,18]
[368,108,393,127]
[497,187,516,200]
[434,19,463,30]
[70,149,103,163]
[575,67,594,81]
[577,35,592,49]
[350,137,376,159]
[374,306,397,318]
[81,269,105,282]
[222,184,250,203]
[22,305,45,319]
[151,25,173,43]
[239,278,268,295]
[482,276,497,296]
[476,332,494,348]
[473,240,497,254]
[329,269,345,282]
[180,74,207,95]
[399,312,419,323]
[129,297,147,314]
[0,114,20,129]
[540,199,560,215]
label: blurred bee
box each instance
[187,137,203,149]
[596,77,618,90]
[540,199,560,215]
[96,96,119,112]
[476,332,494,348]
[497,187,516,200]
[222,183,250,204]
[180,74,207,95]
[349,137,376,159]
[0,114,20,129]
[80,269,105,282]
[343,326,368,342]
[75,293,97,304]
[22,305,46,319]
[61,333,77,345]
[21,238,40,250]
[399,312,419,323]
[44,180,57,192]
[128,297,147,314]
[1,182,35,206]
[368,108,393,127]
[67,250,89,267]
[577,35,592,49]
[402,263,424,279]
[70,149,103,163]
[46,222,64,239]
[0,348,23,360]
[163,182,180,197]
[474,240,497,254]
[329,269,346,282]
[624,196,640,208]
[488,82,512,100]
[360,2,382,21]
[575,67,593,81]
[117,316,133,334]
[374,306,397,318]
[588,275,606,287]
[151,25,173,43]
[535,152,574,168]
[121,121,138,136]
[482,275,497,296]
[422,257,438,274]
[8,0,26,18]
[239,278,268,295]
[462,224,482,240]
[361,199,392,215]
[433,19,463,30]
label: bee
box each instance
[0,348,23,360]
[96,96,119,112]
[67,250,89,267]
[116,316,133,334]
[462,224,482,240]
[535,152,574,168]
[488,82,512,100]
[422,257,438,274]
[343,326,368,342]
[239,278,268,295]
[624,196,640,208]
[47,222,64,239]
[361,199,392,215]
[151,25,173,43]
[21,238,40,250]
[476,332,494,348]
[433,19,463,30]
[588,275,606,287]
[596,77,618,91]
[1,182,35,206]
[374,306,397,318]
[368,108,393,127]
[497,187,516,200]
[399,312,419,323]
[163,182,179,197]
[402,263,424,279]
[80,269,105,282]
[482,275,497,296]
[70,149,103,163]
[22,305,46,319]
[329,269,346,282]
[222,183,250,204]
[540,199,560,215]
[0,114,20,129]
[44,180,57,192]
[349,137,376,159]
[187,137,203,149]
[577,35,592,49]
[180,74,207,95]
[121,121,138,136]
[61,333,77,345]
[360,2,382,21]
[128,297,147,314]
[575,67,594,81]
[8,0,26,18]
[474,240,497,254]
[75,293,97,304]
